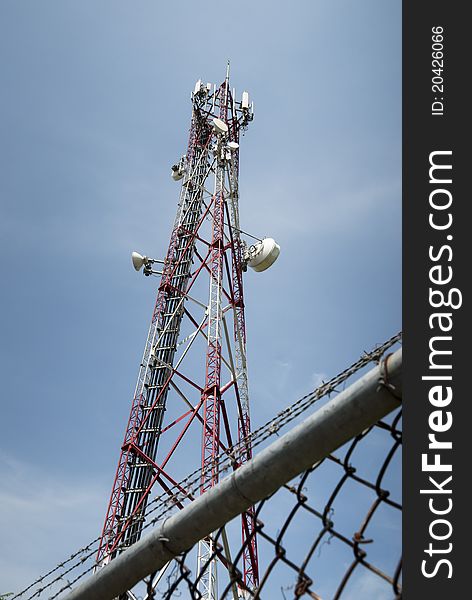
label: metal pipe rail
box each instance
[64,348,402,600]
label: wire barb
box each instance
[13,332,402,600]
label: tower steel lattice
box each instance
[97,66,258,599]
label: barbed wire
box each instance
[146,407,402,599]
[9,539,100,600]
[11,332,401,599]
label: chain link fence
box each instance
[143,406,402,599]
[10,333,401,600]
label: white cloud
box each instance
[310,371,328,389]
[0,452,105,594]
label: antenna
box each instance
[96,69,279,599]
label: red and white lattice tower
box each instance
[96,66,278,599]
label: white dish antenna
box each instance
[212,117,228,135]
[171,165,184,181]
[131,252,147,272]
[247,238,280,272]
[227,141,239,150]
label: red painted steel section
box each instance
[97,72,259,591]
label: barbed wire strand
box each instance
[153,409,402,599]
[12,332,402,599]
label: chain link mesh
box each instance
[10,333,401,600]
[143,407,402,599]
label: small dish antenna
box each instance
[246,238,280,272]
[212,117,228,135]
[131,252,148,272]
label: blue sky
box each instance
[0,0,401,594]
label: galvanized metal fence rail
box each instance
[154,406,402,599]
[11,334,402,600]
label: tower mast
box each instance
[97,69,260,598]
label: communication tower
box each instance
[97,64,280,599]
